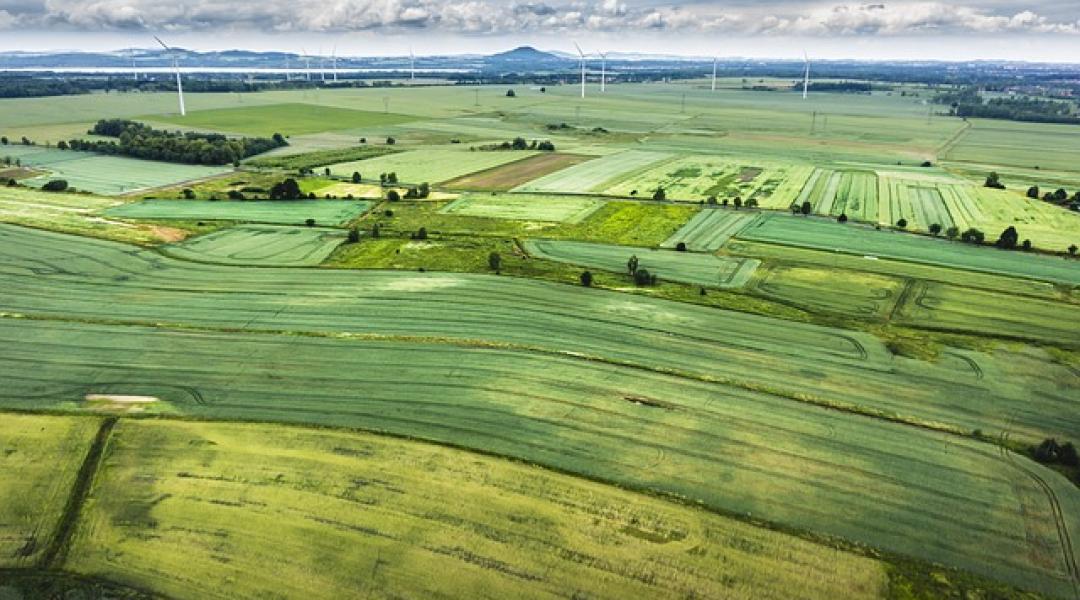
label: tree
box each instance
[984,171,1005,189]
[418,182,430,198]
[896,218,908,229]
[733,197,742,210]
[1069,244,1078,256]
[488,252,502,273]
[790,204,800,215]
[386,137,396,145]
[706,196,718,206]
[945,225,960,239]
[415,227,428,240]
[505,89,516,97]
[324,167,331,177]
[272,133,286,145]
[800,201,812,216]
[995,226,1019,249]
[961,228,985,244]
[41,179,68,192]
[269,178,302,200]
[633,268,655,286]
[580,270,593,287]
[227,190,245,200]
[56,140,68,150]
[371,223,380,238]
[181,188,196,200]
[352,171,361,184]
[745,198,758,208]
[929,223,942,236]
[386,190,401,202]
[0,136,7,145]
[305,218,316,227]
[1027,185,1040,199]
[627,255,639,275]
[347,227,361,243]
[1021,239,1032,251]
[653,187,666,201]
[837,213,848,224]
[1054,188,1069,202]
[511,137,528,150]
[387,172,398,184]
[537,141,556,151]
[675,242,687,252]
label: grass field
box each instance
[1,314,1077,597]
[444,153,591,191]
[524,239,760,288]
[0,185,189,244]
[603,156,788,202]
[161,225,347,266]
[753,265,906,319]
[64,418,887,600]
[737,214,1080,285]
[512,150,672,193]
[148,102,418,137]
[440,193,604,223]
[0,414,98,568]
[1,145,229,195]
[103,199,370,226]
[328,147,540,184]
[662,209,757,251]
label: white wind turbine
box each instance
[409,47,416,82]
[598,51,607,92]
[711,57,718,91]
[802,51,810,100]
[573,42,587,99]
[301,48,312,81]
[331,45,338,82]
[153,36,185,116]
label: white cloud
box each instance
[3,1,1077,36]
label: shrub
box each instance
[580,271,593,287]
[837,213,848,223]
[304,218,316,227]
[386,190,401,202]
[347,227,360,243]
[675,242,687,252]
[896,218,908,229]
[41,179,68,192]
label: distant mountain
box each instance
[484,46,569,71]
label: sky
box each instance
[0,0,1078,62]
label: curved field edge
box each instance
[1,318,1078,598]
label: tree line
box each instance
[63,119,287,166]
[935,87,1080,125]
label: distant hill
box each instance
[484,46,569,71]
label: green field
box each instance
[662,209,757,250]
[103,199,370,226]
[738,214,1080,285]
[148,102,418,136]
[752,265,906,319]
[328,147,540,184]
[161,225,346,266]
[1,145,229,195]
[512,150,672,193]
[61,418,886,600]
[524,239,760,288]
[603,156,788,202]
[0,414,99,568]
[440,193,604,223]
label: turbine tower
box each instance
[599,51,607,93]
[301,48,312,81]
[711,57,718,92]
[153,36,185,116]
[331,45,338,82]
[802,51,810,100]
[409,47,416,82]
[574,42,586,99]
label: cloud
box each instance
[1,0,1077,36]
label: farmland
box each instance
[61,418,887,600]
[161,225,347,266]
[103,199,371,226]
[2,77,1080,600]
[524,239,760,287]
[440,193,604,223]
[1,145,229,195]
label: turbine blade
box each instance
[153,36,169,51]
[573,42,583,57]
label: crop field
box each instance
[603,156,788,201]
[147,102,418,136]
[327,147,540,184]
[161,225,346,266]
[0,414,99,568]
[0,185,188,244]
[63,418,886,600]
[737,214,1080,285]
[525,239,760,288]
[752,265,905,319]
[0,145,229,195]
[791,169,881,222]
[2,224,1077,443]
[512,150,672,193]
[103,199,370,226]
[1,314,1078,597]
[943,119,1080,174]
[443,153,591,191]
[440,193,604,223]
[661,209,757,251]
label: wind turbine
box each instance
[409,47,416,82]
[598,51,607,93]
[301,48,312,81]
[573,42,586,99]
[318,46,326,83]
[130,49,139,81]
[153,36,185,116]
[711,57,718,92]
[802,51,810,100]
[331,45,338,82]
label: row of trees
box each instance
[1026,185,1080,208]
[935,87,1080,125]
[64,119,287,166]
[475,137,555,152]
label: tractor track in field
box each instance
[999,432,1080,599]
[37,417,116,570]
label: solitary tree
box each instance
[488,252,502,273]
[929,223,942,236]
[995,226,1019,249]
[386,137,396,145]
[41,179,68,192]
[800,201,812,216]
[706,196,718,206]
[347,227,361,243]
[1069,244,1077,257]
[324,167,331,177]
[352,171,362,184]
[1021,239,1032,251]
[414,227,428,240]
[1027,186,1040,199]
[984,172,1005,189]
[745,198,758,208]
[653,187,666,201]
[386,190,401,202]
[580,270,593,287]
[305,218,316,227]
[675,242,687,252]
[371,223,380,238]
[506,89,516,97]
[837,213,848,224]
[633,268,655,286]
[733,197,742,210]
[896,218,908,229]
[627,255,639,275]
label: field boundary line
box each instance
[936,119,973,160]
[37,417,116,571]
